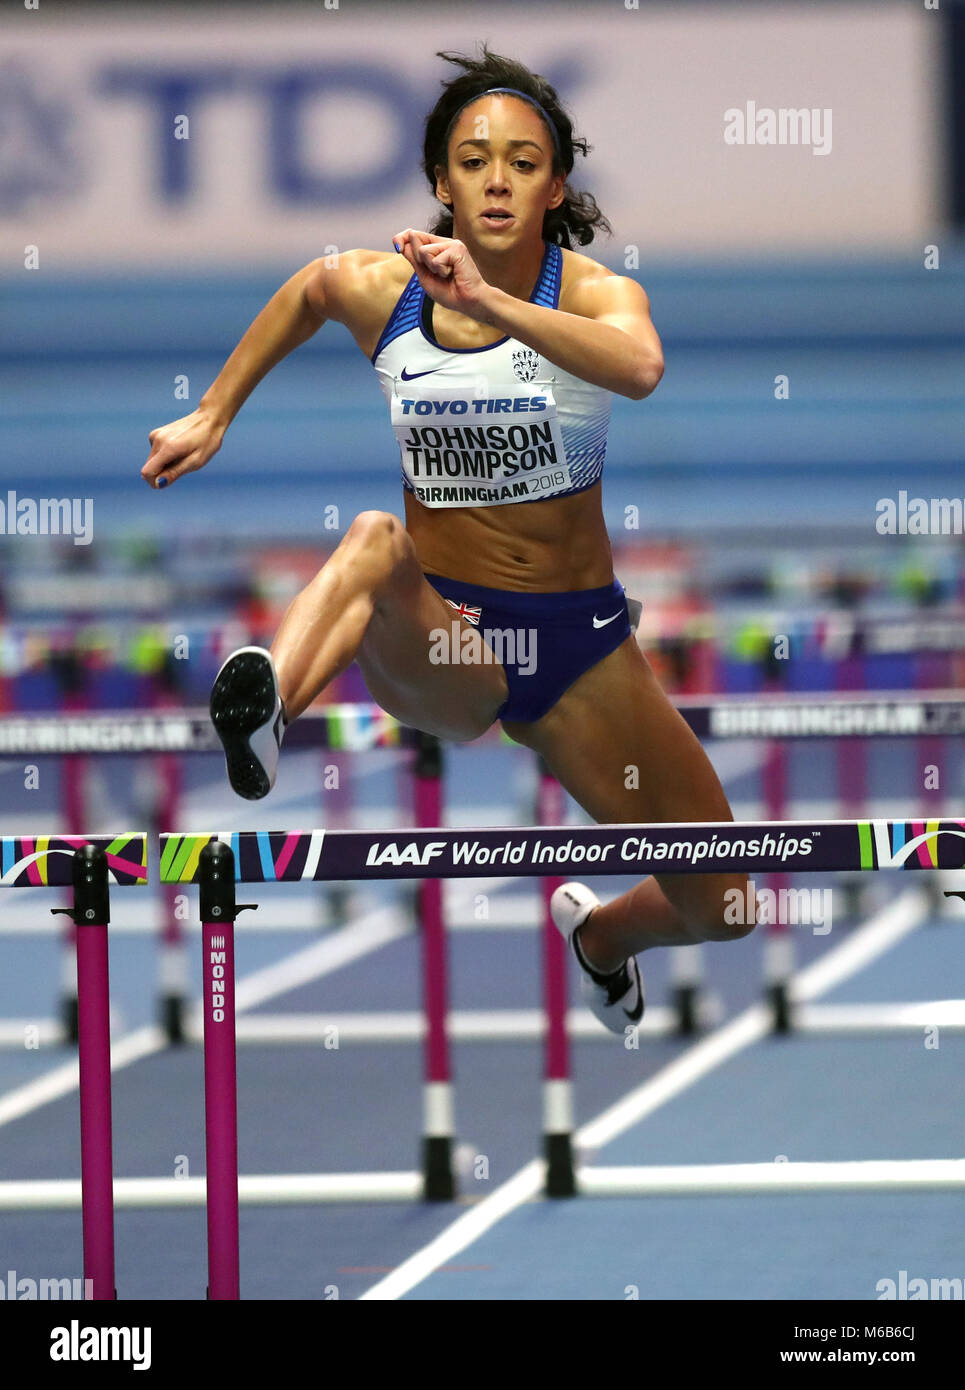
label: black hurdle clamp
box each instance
[768,982,793,1035]
[422,1137,455,1203]
[673,984,700,1037]
[50,844,111,927]
[198,841,258,923]
[50,845,111,1045]
[545,1133,577,1199]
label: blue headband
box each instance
[443,85,563,163]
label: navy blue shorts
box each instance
[423,572,636,724]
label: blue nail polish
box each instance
[393,240,401,252]
[158,477,168,489]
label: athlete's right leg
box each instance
[211,511,509,797]
[271,510,508,741]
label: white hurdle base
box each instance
[792,1001,965,1032]
[578,1159,965,1195]
[3,1159,963,1210]
[0,1172,422,1209]
[189,1000,965,1044]
[0,1019,65,1047]
[5,1001,963,1050]
[182,1005,688,1044]
[0,1008,133,1049]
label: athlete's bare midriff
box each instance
[326,246,616,593]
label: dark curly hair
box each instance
[422,43,611,249]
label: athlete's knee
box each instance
[343,510,416,586]
[347,509,408,553]
[688,875,757,942]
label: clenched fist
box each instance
[142,407,226,489]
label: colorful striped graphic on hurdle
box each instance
[160,829,326,884]
[323,702,405,750]
[159,820,965,885]
[0,834,148,886]
[858,819,965,870]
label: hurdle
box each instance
[0,833,148,1300]
[4,688,963,1049]
[159,815,965,1299]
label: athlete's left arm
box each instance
[482,271,664,401]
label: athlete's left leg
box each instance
[502,634,758,973]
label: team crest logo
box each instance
[512,348,540,383]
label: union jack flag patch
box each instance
[445,599,482,626]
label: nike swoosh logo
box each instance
[400,367,441,381]
[592,612,622,628]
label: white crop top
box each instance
[371,241,611,508]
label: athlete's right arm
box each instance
[141,258,333,489]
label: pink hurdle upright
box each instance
[30,836,150,1299]
[412,731,454,1200]
[68,846,116,1300]
[197,840,255,1300]
[536,757,576,1197]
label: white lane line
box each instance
[790,887,927,1001]
[0,902,411,1132]
[227,875,541,1012]
[359,886,929,1301]
[580,886,927,1151]
[0,1026,165,1129]
[232,907,407,1012]
[0,871,534,1126]
[577,1006,773,1152]
[358,1163,546,1301]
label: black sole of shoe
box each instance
[209,651,278,800]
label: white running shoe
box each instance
[209,646,287,800]
[550,882,645,1035]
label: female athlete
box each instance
[141,45,757,1034]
